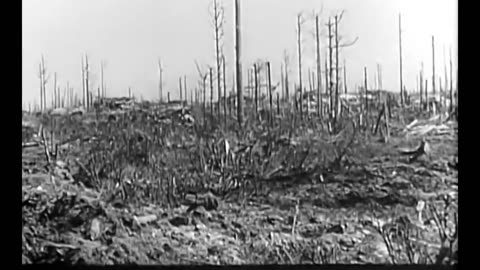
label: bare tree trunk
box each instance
[222,55,227,124]
[443,45,448,109]
[267,61,272,124]
[203,76,207,123]
[85,54,90,110]
[89,91,93,109]
[297,14,303,120]
[432,36,436,99]
[254,64,258,116]
[39,55,48,111]
[439,77,442,110]
[210,68,214,116]
[449,47,453,111]
[179,77,183,102]
[235,0,243,125]
[324,52,329,117]
[81,56,85,108]
[399,14,404,107]
[425,79,429,113]
[158,59,163,102]
[364,67,368,121]
[277,92,280,116]
[212,0,224,117]
[184,75,188,105]
[377,63,383,90]
[344,59,348,94]
[334,15,340,123]
[97,87,100,105]
[420,65,423,109]
[281,63,285,101]
[53,72,57,108]
[284,52,290,103]
[316,15,322,118]
[58,87,61,108]
[328,19,333,120]
[308,68,312,93]
[38,63,43,112]
[305,68,313,117]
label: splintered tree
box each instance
[332,11,358,125]
[211,0,225,114]
[327,18,333,121]
[195,60,209,124]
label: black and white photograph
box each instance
[22,0,458,265]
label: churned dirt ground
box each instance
[22,103,457,264]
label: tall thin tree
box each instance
[316,14,322,117]
[297,13,304,119]
[327,18,334,119]
[85,54,90,110]
[432,36,436,96]
[343,59,348,94]
[449,47,453,111]
[222,55,227,125]
[335,15,340,120]
[235,0,243,125]
[158,59,163,102]
[210,67,214,116]
[399,14,404,107]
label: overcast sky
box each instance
[22,0,457,107]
